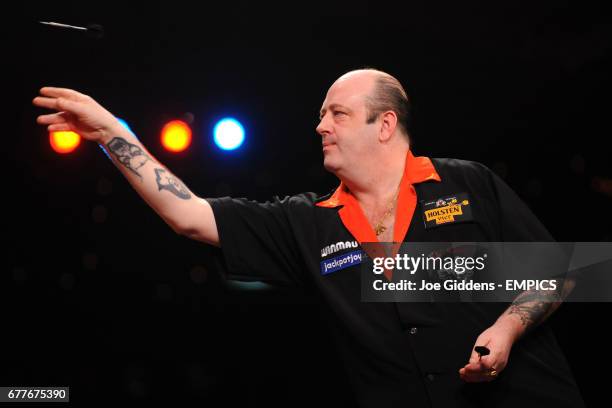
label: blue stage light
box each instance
[213,118,245,151]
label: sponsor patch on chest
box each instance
[320,250,364,275]
[321,240,359,258]
[421,193,473,229]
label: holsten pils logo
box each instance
[421,192,473,229]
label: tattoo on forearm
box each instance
[107,137,150,179]
[507,289,562,327]
[154,168,191,200]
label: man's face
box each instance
[316,73,380,174]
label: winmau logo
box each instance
[321,240,359,258]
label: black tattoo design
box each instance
[107,137,150,179]
[507,288,562,327]
[154,168,191,200]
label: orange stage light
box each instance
[50,131,81,154]
[161,120,192,153]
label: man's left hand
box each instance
[458,321,518,382]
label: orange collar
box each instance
[317,150,440,208]
[316,150,441,279]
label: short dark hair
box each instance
[363,70,412,143]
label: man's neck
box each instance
[339,149,408,210]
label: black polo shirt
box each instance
[205,151,584,408]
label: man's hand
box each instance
[33,87,122,144]
[459,278,573,383]
[458,318,520,382]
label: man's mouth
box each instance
[322,144,335,152]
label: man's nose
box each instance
[316,116,330,137]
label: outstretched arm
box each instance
[33,87,219,246]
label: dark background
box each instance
[6,0,612,406]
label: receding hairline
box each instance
[336,69,407,106]
[325,68,403,108]
[336,68,395,83]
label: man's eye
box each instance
[333,111,346,116]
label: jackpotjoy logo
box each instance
[321,250,364,275]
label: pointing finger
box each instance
[33,97,82,115]
[39,87,82,99]
[33,96,60,110]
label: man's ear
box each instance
[379,111,398,143]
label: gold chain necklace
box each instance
[373,185,400,236]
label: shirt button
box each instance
[409,327,418,335]
[427,374,435,381]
